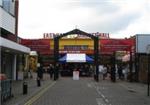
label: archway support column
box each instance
[94,37,99,82]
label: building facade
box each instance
[135,34,150,83]
[0,0,30,80]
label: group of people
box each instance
[35,63,129,84]
[37,63,60,80]
[99,64,129,82]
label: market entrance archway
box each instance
[53,29,99,81]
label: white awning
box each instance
[59,53,93,63]
[67,53,86,62]
[0,37,30,53]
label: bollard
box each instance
[23,81,28,95]
[37,77,41,87]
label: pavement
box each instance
[2,74,150,105]
[95,79,150,105]
[29,77,150,105]
[2,72,53,105]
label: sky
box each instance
[18,0,150,39]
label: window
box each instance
[2,0,15,16]
[0,0,2,6]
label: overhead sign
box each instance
[43,32,109,39]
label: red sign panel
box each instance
[100,39,135,54]
[21,39,50,55]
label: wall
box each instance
[138,54,148,83]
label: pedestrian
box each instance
[118,65,123,80]
[102,66,107,80]
[36,63,43,86]
[111,65,116,82]
[37,63,43,80]
[48,64,54,79]
[54,63,59,80]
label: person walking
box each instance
[102,66,107,80]
[54,63,59,80]
[118,65,123,80]
[111,65,116,82]
[37,63,43,86]
[48,64,54,79]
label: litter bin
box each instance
[23,81,28,95]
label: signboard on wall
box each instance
[100,39,135,54]
[136,34,150,53]
[21,39,50,55]
[43,32,109,39]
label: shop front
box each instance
[0,37,30,80]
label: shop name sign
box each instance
[43,32,109,39]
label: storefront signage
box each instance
[21,39,50,55]
[43,32,109,39]
[100,39,135,54]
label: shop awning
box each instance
[59,53,93,63]
[0,37,30,53]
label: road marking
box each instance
[119,83,136,93]
[87,83,92,88]
[96,98,106,105]
[94,83,111,105]
[24,81,56,105]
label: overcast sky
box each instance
[18,0,150,39]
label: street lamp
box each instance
[146,45,150,96]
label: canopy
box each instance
[59,53,93,63]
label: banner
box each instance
[100,39,135,54]
[21,39,50,55]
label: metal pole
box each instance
[129,51,133,82]
[148,53,150,96]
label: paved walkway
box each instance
[24,77,150,105]
[2,75,150,105]
[2,73,53,105]
[32,77,100,105]
[95,80,150,105]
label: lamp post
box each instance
[146,45,150,96]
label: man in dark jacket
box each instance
[48,64,54,79]
[54,63,59,80]
[37,64,43,80]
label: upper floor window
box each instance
[2,0,15,16]
[0,0,2,6]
